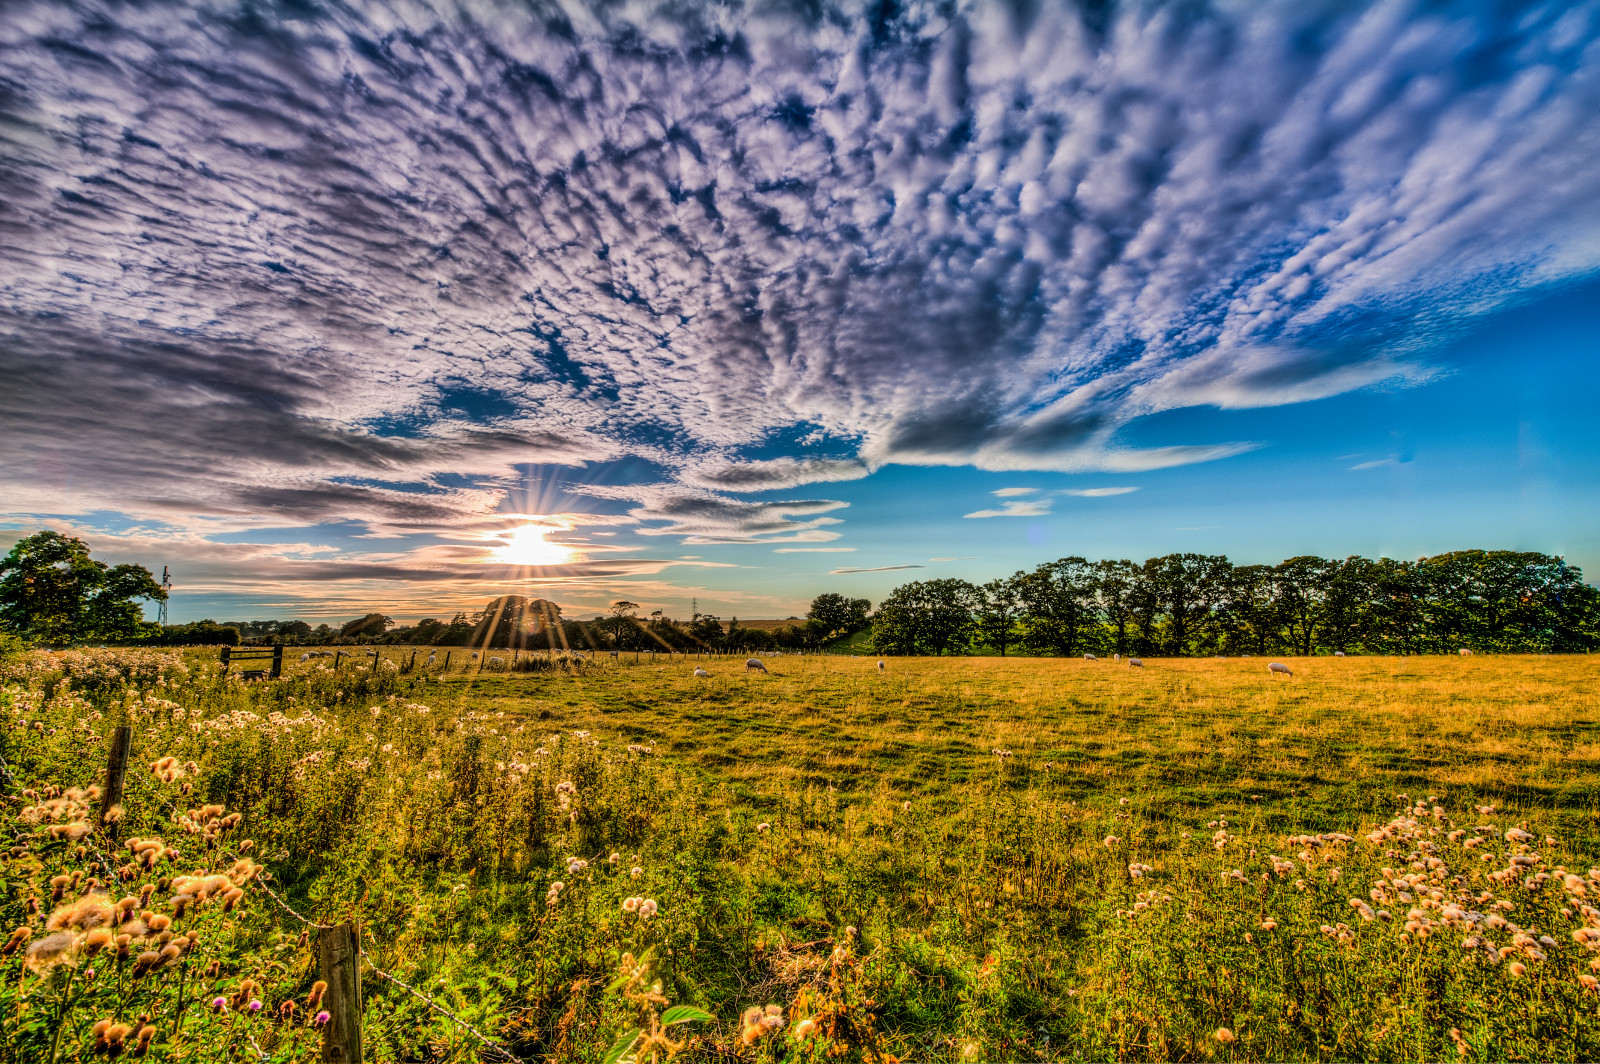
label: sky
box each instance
[1,0,1599,624]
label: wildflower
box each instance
[1103,836,1120,848]
[249,999,263,1012]
[25,931,76,971]
[211,996,228,1011]
[794,1018,817,1039]
[608,852,621,864]
[757,823,771,832]
[622,897,641,913]
[1216,1028,1236,1043]
[135,1025,157,1053]
[631,866,643,878]
[2,927,31,956]
[315,1010,331,1025]
[639,899,658,918]
[1580,975,1599,992]
[1259,919,1277,931]
[307,980,328,1010]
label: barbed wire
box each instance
[359,951,518,1062]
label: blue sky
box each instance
[1,1,1598,623]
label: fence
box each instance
[3,726,517,1063]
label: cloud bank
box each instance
[2,0,1598,547]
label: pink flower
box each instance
[248,999,263,1012]
[211,996,227,1010]
[315,1010,331,1025]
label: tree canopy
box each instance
[0,531,166,644]
[874,549,1600,657]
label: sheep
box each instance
[1114,653,1122,662]
[1334,651,1345,657]
[745,658,768,673]
[489,656,504,668]
[1127,658,1144,668]
[1267,662,1292,678]
[693,667,710,677]
[298,652,311,663]
[1083,653,1097,661]
[1459,648,1473,656]
[877,660,885,671]
[471,652,479,659]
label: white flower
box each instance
[639,899,658,918]
[622,897,641,913]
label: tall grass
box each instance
[2,648,1598,1061]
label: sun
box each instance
[495,524,576,567]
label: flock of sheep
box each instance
[293,644,1482,683]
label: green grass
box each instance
[3,648,1600,1062]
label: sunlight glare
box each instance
[495,524,576,567]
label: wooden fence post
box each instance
[220,646,232,675]
[100,726,131,837]
[442,651,451,671]
[370,650,380,675]
[318,921,362,1063]
[271,645,284,679]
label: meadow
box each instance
[2,647,1599,1062]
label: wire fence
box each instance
[6,743,519,1062]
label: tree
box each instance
[339,613,394,641]
[1016,557,1098,657]
[1145,554,1229,655]
[807,593,871,640]
[1214,564,1278,656]
[0,531,166,644]
[1272,556,1335,656]
[872,579,978,656]
[471,596,563,649]
[973,576,1024,656]
[687,613,725,649]
[1093,559,1140,656]
[602,601,641,650]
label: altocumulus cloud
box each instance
[2,1,1599,544]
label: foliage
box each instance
[806,594,871,641]
[0,533,166,645]
[872,579,978,655]
[4,649,1599,1062]
[890,548,1600,657]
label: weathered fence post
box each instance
[370,649,380,675]
[220,645,232,675]
[334,651,344,673]
[319,921,362,1063]
[100,726,131,837]
[442,651,451,671]
[271,645,284,679]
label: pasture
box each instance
[3,648,1599,1062]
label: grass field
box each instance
[3,648,1599,1062]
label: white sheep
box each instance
[1083,653,1097,661]
[1333,651,1345,657]
[1268,661,1292,678]
[1114,653,1122,662]
[298,652,310,662]
[693,667,710,677]
[471,652,479,659]
[745,658,768,673]
[1459,648,1473,656]
[489,656,504,667]
[1127,657,1144,668]
[877,660,885,671]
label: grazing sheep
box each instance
[298,652,310,663]
[489,656,504,667]
[1267,662,1292,678]
[1127,658,1144,668]
[745,658,768,673]
[1459,648,1473,656]
[471,652,479,659]
[877,660,885,671]
[693,667,710,677]
[1334,651,1345,657]
[1114,653,1122,662]
[1083,653,1097,661]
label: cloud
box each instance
[1061,487,1140,497]
[773,547,856,553]
[964,500,1053,519]
[1349,456,1403,470]
[829,564,925,575]
[992,488,1038,497]
[2,0,1597,547]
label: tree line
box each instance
[872,550,1600,657]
